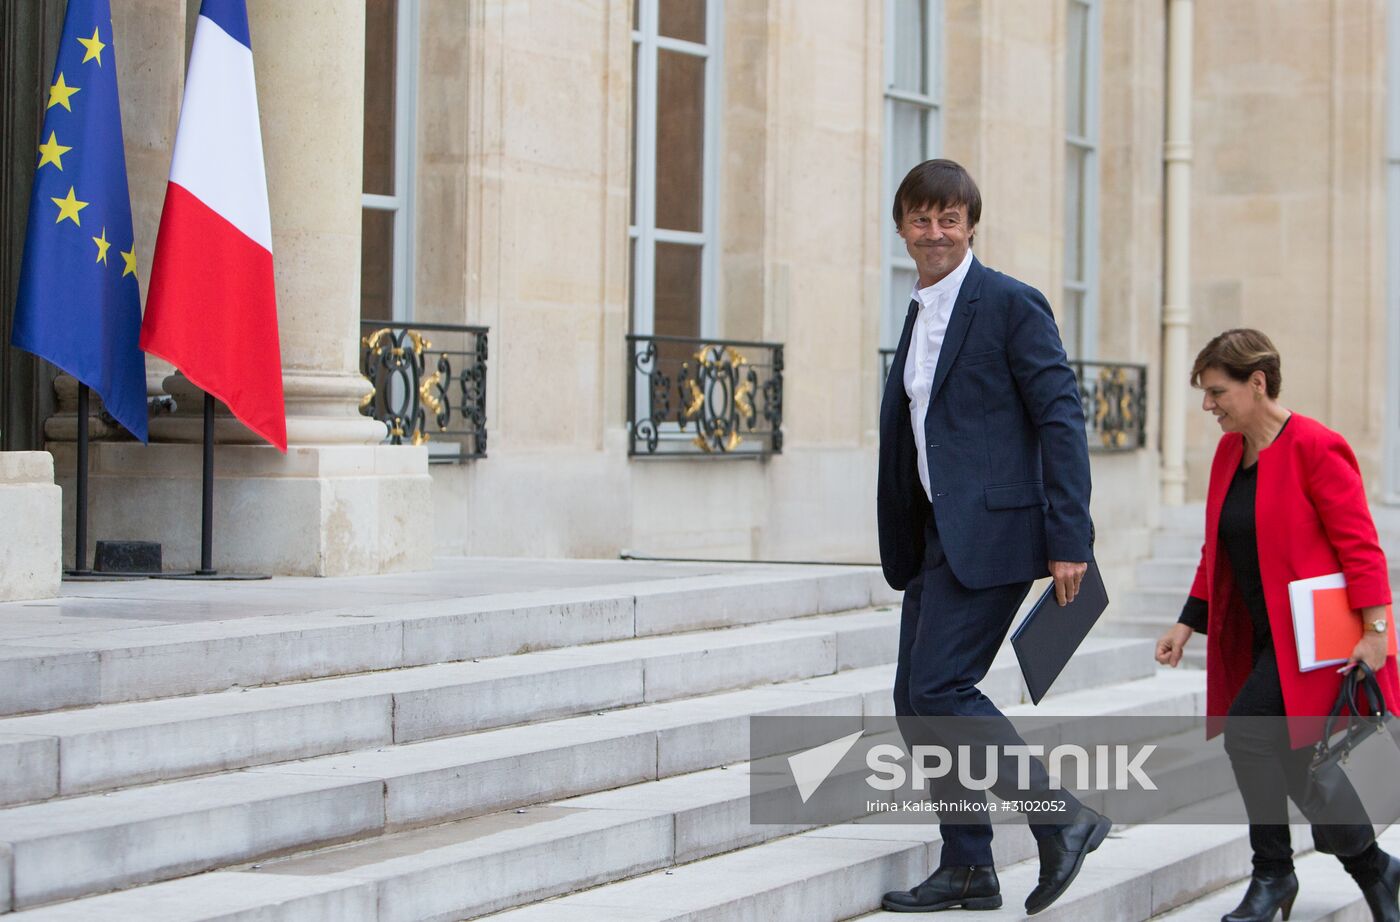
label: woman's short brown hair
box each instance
[1190,328,1282,399]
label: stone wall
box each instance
[38,0,1389,569]
[1185,0,1388,499]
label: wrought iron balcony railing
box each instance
[627,334,783,457]
[1071,360,1148,451]
[359,320,488,462]
[877,350,1147,453]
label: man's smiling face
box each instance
[897,201,973,288]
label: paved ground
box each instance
[0,557,852,642]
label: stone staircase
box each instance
[0,554,1392,921]
[0,561,1184,921]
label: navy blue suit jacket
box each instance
[877,256,1094,591]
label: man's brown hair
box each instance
[892,159,982,229]
[1190,328,1282,399]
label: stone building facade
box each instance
[0,0,1396,590]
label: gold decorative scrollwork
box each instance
[734,379,754,419]
[681,344,753,453]
[419,367,445,418]
[683,379,705,420]
[1094,366,1135,449]
[362,328,392,351]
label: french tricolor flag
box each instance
[141,0,286,451]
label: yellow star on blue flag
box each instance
[12,0,147,441]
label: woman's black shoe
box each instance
[1361,852,1400,922]
[1221,872,1298,922]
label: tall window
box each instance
[882,0,942,347]
[1386,0,1400,498]
[1063,0,1100,359]
[629,0,722,342]
[361,0,418,322]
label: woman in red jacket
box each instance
[1156,329,1400,922]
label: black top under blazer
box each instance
[877,255,1094,592]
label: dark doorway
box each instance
[1,0,66,451]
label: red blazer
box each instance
[1188,414,1398,747]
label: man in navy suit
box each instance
[876,160,1107,915]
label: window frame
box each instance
[1385,0,1400,499]
[1063,0,1101,361]
[628,0,724,340]
[361,0,419,323]
[881,0,943,349]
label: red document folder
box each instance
[1311,587,1397,662]
[1290,574,1396,670]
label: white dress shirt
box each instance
[903,248,974,502]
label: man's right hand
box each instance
[1155,623,1193,668]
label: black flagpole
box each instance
[62,382,144,581]
[67,383,92,575]
[198,391,216,575]
[156,390,268,580]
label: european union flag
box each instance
[12,0,148,442]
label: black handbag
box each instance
[1299,662,1400,839]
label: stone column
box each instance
[153,0,386,447]
[1159,0,1193,505]
[54,0,431,576]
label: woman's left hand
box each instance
[1345,632,1389,674]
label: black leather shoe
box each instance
[881,865,1002,912]
[1220,872,1298,922]
[1361,852,1400,922]
[1024,806,1112,915]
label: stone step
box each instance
[1095,611,1182,641]
[1107,588,1186,621]
[1148,504,1400,571]
[1136,557,1400,593]
[0,641,1170,911]
[489,793,1256,922]
[1155,824,1400,920]
[20,730,1225,922]
[0,771,386,911]
[231,699,1220,922]
[0,608,900,805]
[1134,557,1199,590]
[1151,530,1204,560]
[247,765,794,922]
[0,567,897,718]
[1157,504,1206,533]
[482,825,949,922]
[3,874,376,921]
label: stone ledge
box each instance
[0,452,54,485]
[0,453,61,602]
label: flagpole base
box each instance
[153,571,271,581]
[62,570,145,582]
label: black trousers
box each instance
[893,515,1077,868]
[1223,646,1380,880]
